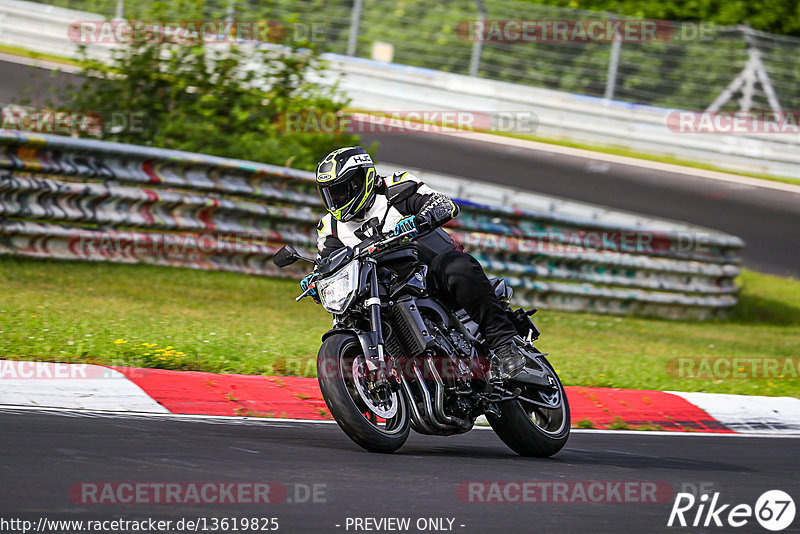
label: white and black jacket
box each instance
[316,171,460,261]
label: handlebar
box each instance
[358,225,421,256]
[295,284,316,302]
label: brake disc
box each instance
[352,357,399,419]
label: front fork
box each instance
[362,258,396,387]
[364,258,385,360]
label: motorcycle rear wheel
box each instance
[488,355,570,457]
[317,333,410,453]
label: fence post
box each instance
[114,0,124,19]
[226,0,235,23]
[468,0,487,77]
[346,0,365,56]
[604,15,621,101]
[706,24,782,113]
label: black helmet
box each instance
[315,146,376,222]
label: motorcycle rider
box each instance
[305,146,527,380]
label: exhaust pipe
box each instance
[413,364,448,430]
[401,364,436,434]
[425,357,470,430]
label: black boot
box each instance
[491,341,527,380]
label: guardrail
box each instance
[0,132,743,319]
[0,0,798,180]
[319,56,800,181]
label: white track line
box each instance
[3,404,799,438]
[0,404,338,424]
[0,51,81,73]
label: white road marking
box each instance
[0,51,81,73]
[2,405,799,438]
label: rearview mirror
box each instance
[273,245,300,268]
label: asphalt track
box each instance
[1,409,799,533]
[2,58,800,275]
[360,132,800,278]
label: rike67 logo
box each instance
[668,490,796,531]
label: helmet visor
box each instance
[319,168,367,213]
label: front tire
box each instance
[317,333,410,453]
[488,356,570,457]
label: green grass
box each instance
[493,131,800,188]
[0,257,330,376]
[0,256,798,396]
[0,44,80,68]
[535,269,800,397]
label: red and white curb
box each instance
[669,391,800,434]
[0,361,169,413]
[1,360,799,434]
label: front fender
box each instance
[322,328,379,359]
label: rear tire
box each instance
[488,357,570,457]
[317,333,410,453]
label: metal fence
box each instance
[3,0,800,179]
[0,132,743,319]
[22,0,800,113]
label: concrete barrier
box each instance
[0,132,743,319]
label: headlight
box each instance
[317,260,360,314]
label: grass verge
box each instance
[0,44,80,68]
[493,131,800,187]
[0,257,798,396]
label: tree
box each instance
[64,13,359,171]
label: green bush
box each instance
[62,1,359,170]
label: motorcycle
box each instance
[272,184,569,456]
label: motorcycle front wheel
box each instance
[317,333,410,453]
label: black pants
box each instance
[428,250,517,347]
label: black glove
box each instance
[418,192,459,230]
